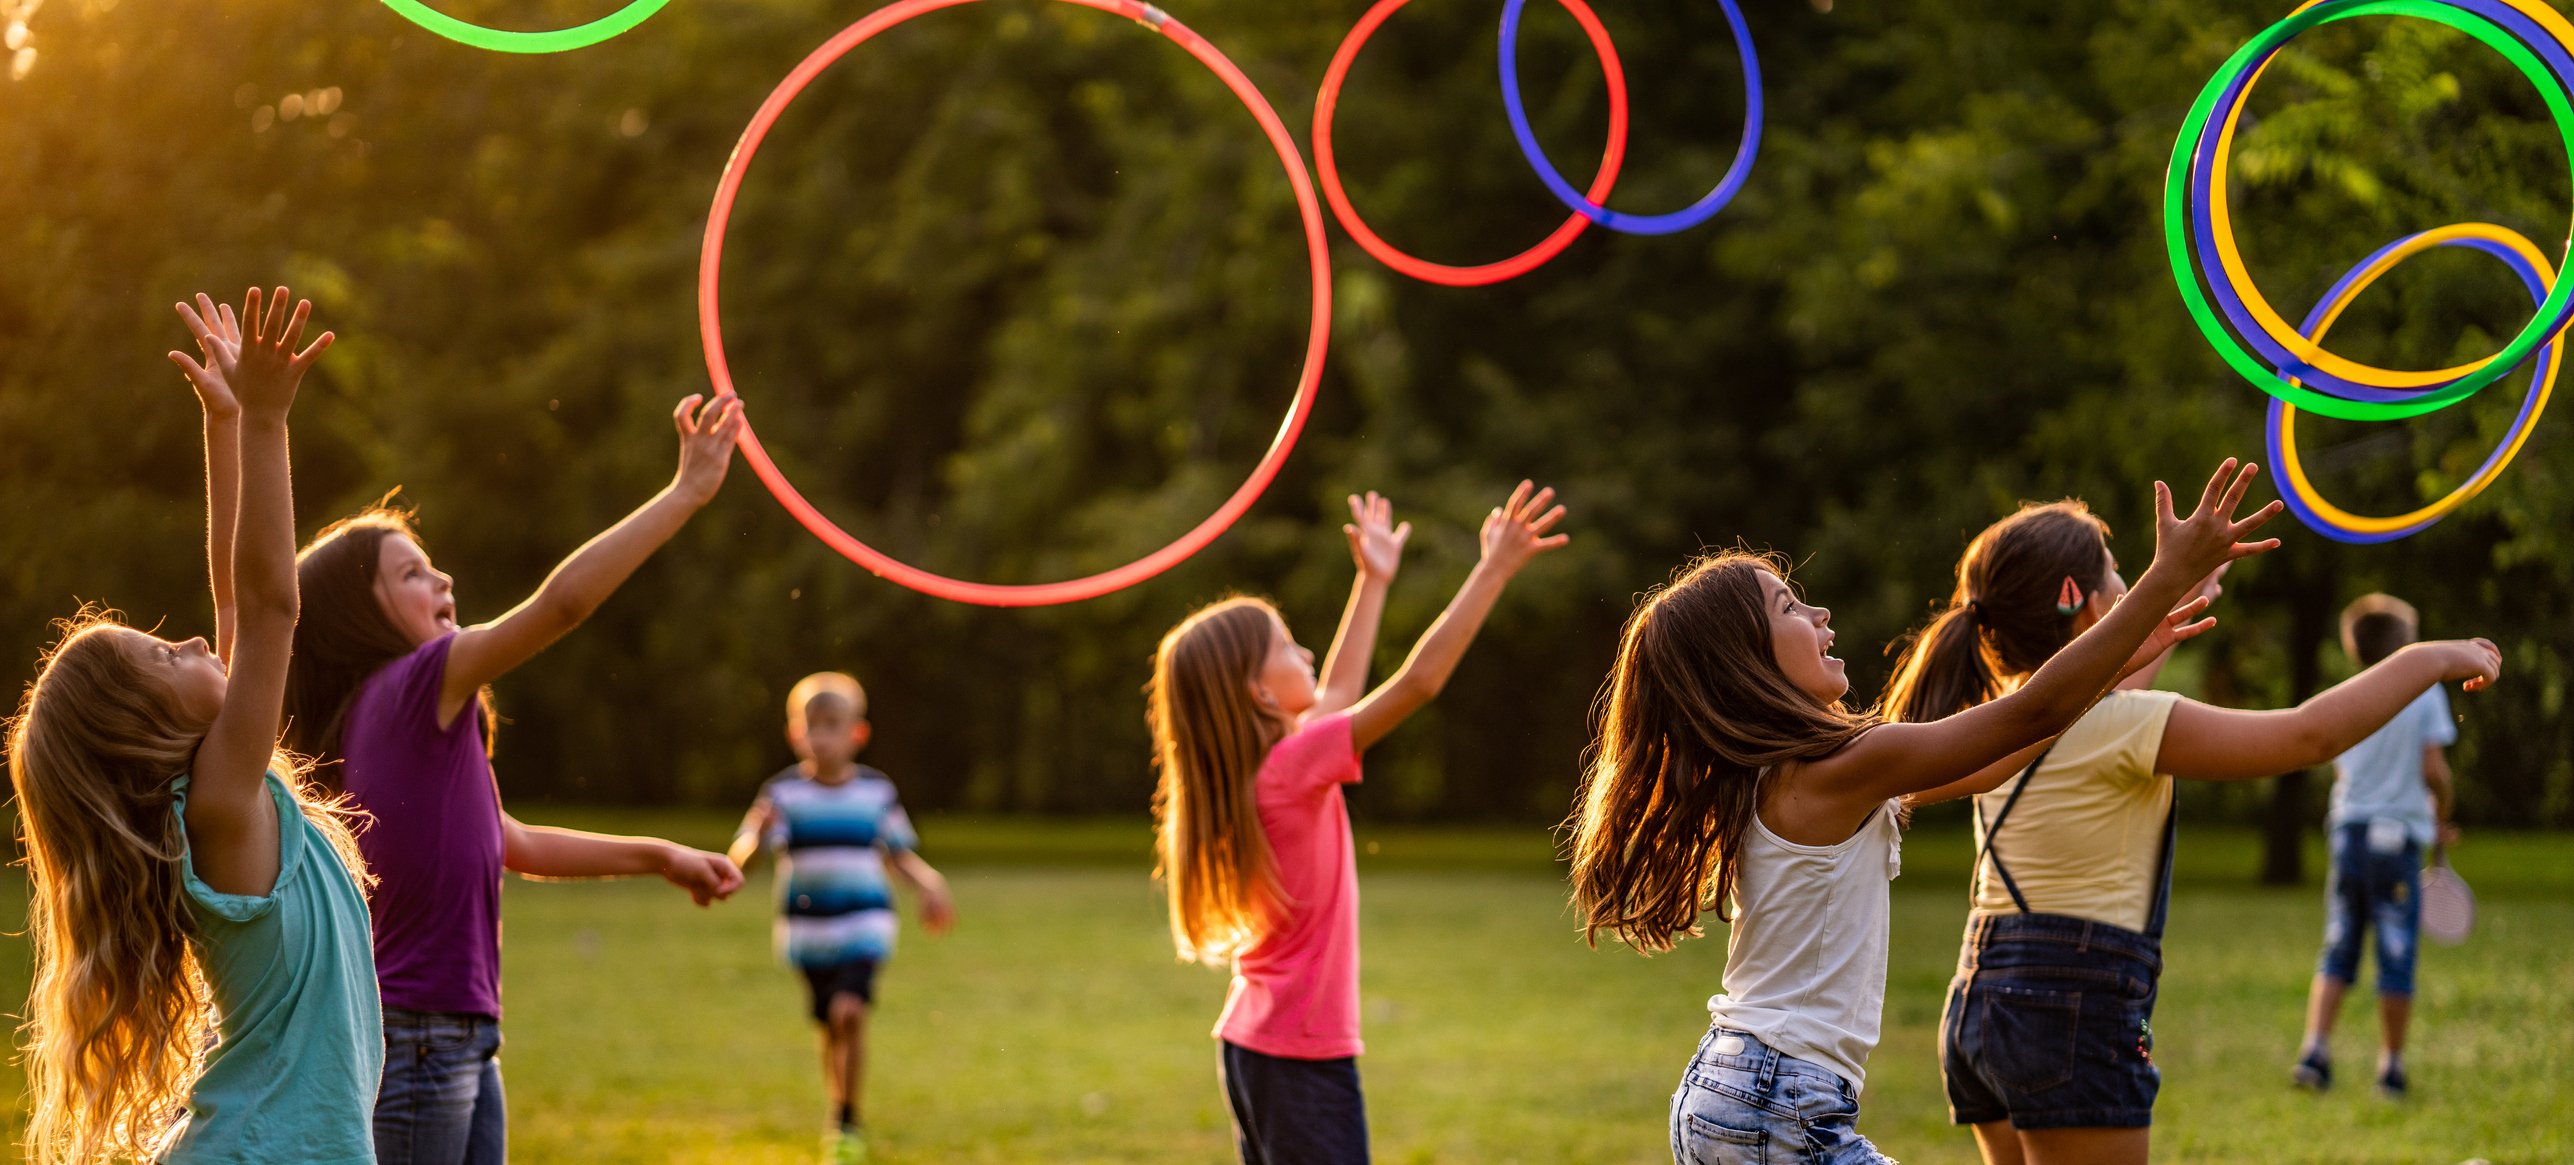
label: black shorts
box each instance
[1941,913,2163,1130]
[800,959,880,1022]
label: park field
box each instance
[0,816,2565,1163]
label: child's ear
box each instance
[850,720,873,753]
[786,721,808,756]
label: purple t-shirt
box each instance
[340,633,505,1018]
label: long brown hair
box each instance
[1146,597,1289,965]
[285,500,493,776]
[1567,552,1877,953]
[7,609,368,1164]
[1881,501,2113,724]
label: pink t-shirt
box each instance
[1214,714,1364,1060]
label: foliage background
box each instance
[4,0,2570,868]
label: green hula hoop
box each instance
[2164,0,2574,421]
[376,0,675,53]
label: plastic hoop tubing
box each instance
[1498,0,1761,235]
[2269,224,2559,542]
[376,0,675,53]
[2164,0,2574,420]
[697,0,1333,607]
[2195,0,2574,400]
[1314,0,1628,285]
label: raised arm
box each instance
[170,295,248,663]
[1805,460,2281,809]
[2153,640,2498,782]
[185,288,332,896]
[1310,492,1410,718]
[440,392,743,718]
[502,813,744,906]
[1345,481,1567,751]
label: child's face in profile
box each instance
[372,533,457,647]
[1759,569,1848,706]
[1254,611,1319,721]
[795,702,869,776]
[116,627,228,730]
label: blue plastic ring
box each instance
[1497,0,1762,236]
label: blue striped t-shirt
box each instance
[760,766,918,968]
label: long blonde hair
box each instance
[1567,553,1877,953]
[6,609,368,1165]
[1146,597,1289,965]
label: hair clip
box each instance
[2055,577,2085,616]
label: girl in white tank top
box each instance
[1568,460,2283,1164]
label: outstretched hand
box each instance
[662,847,745,906]
[168,293,247,416]
[1479,480,1570,575]
[2117,595,2216,683]
[1344,491,1412,580]
[671,391,746,504]
[2150,459,2283,584]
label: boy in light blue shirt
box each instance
[2292,594,2458,1100]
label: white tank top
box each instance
[1703,798,1903,1091]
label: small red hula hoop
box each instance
[699,0,1333,606]
[1314,0,1628,287]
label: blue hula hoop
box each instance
[1498,0,1762,236]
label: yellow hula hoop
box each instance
[2277,221,2561,531]
[2207,0,2574,387]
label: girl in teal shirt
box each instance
[7,288,380,1164]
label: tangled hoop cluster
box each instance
[2169,0,2574,540]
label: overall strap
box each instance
[2142,781,2180,939]
[1972,744,2057,915]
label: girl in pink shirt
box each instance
[1147,482,1570,1165]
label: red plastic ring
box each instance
[698,0,1333,606]
[1314,0,1628,286]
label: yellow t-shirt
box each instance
[1969,689,2181,933]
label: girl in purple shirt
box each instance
[283,392,751,1165]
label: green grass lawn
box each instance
[0,815,2565,1163]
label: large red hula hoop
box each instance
[1315,0,1628,286]
[699,0,1333,606]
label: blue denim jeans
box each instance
[2319,821,2422,996]
[1941,913,2161,1130]
[1668,1027,1893,1165]
[375,1008,506,1165]
[1218,1041,1368,1165]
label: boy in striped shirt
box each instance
[732,672,954,1164]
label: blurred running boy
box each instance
[731,672,954,1164]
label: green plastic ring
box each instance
[376,0,675,53]
[2164,0,2574,421]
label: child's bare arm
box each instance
[1806,460,2279,812]
[186,289,331,896]
[1310,493,1409,718]
[169,295,247,663]
[726,800,774,870]
[439,393,744,723]
[502,814,745,906]
[888,850,955,935]
[1346,482,1567,751]
[2154,642,2498,781]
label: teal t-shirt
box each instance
[168,773,382,1164]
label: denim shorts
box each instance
[1940,913,2161,1130]
[1218,1041,1368,1165]
[375,1008,506,1165]
[1668,1026,1892,1165]
[2318,821,2422,997]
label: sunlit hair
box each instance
[286,497,494,777]
[787,672,869,742]
[1880,501,2112,724]
[2341,592,2420,668]
[1566,552,1877,953]
[7,608,369,1165]
[1146,597,1289,965]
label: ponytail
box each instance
[1883,602,2001,724]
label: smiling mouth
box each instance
[434,604,457,631]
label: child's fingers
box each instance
[2216,461,2259,517]
[1522,485,1557,520]
[175,299,217,346]
[2193,458,2236,517]
[1527,503,1568,535]
[1535,533,1572,551]
[278,297,313,352]
[1391,520,1412,543]
[292,331,336,369]
[2227,535,2283,561]
[672,393,705,433]
[1503,479,1533,518]
[2153,480,2174,525]
[2230,499,2286,538]
[168,349,212,385]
